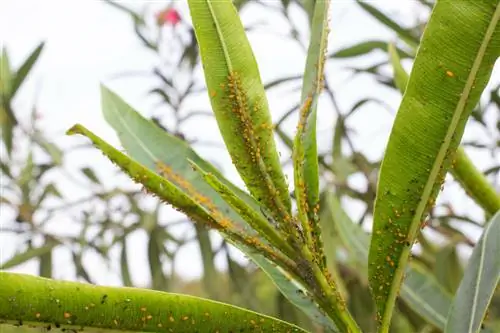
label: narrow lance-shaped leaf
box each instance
[187,0,292,225]
[330,40,414,59]
[120,238,134,287]
[67,124,293,272]
[293,3,361,332]
[293,0,329,265]
[355,0,419,48]
[387,42,409,93]
[190,160,295,258]
[368,1,500,330]
[99,86,337,330]
[0,272,308,332]
[0,240,60,270]
[0,49,16,156]
[444,211,500,333]
[323,192,453,330]
[11,42,45,97]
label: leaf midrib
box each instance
[382,3,500,328]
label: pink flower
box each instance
[156,8,181,26]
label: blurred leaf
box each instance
[72,252,93,284]
[355,0,419,48]
[330,40,413,59]
[368,1,500,328]
[180,29,199,69]
[451,147,500,216]
[1,48,13,98]
[81,166,100,184]
[0,239,60,270]
[36,183,62,206]
[264,74,302,90]
[11,42,45,97]
[120,237,133,287]
[38,249,52,278]
[194,224,220,300]
[148,225,169,291]
[34,133,63,165]
[347,278,377,332]
[323,192,453,330]
[102,0,142,22]
[188,0,292,221]
[0,161,12,179]
[387,42,409,93]
[434,244,463,294]
[299,0,316,24]
[445,211,500,333]
[0,104,15,156]
[149,88,172,106]
[0,272,308,332]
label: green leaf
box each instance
[1,49,13,98]
[434,244,463,294]
[444,211,500,333]
[67,125,224,232]
[147,225,169,291]
[0,49,16,156]
[36,183,62,206]
[187,0,292,223]
[33,133,63,165]
[355,0,419,48]
[330,40,413,59]
[38,250,53,278]
[120,238,133,287]
[190,161,294,258]
[293,0,329,265]
[387,42,409,93]
[0,240,60,270]
[368,1,500,329]
[98,86,336,331]
[323,192,453,330]
[0,104,15,157]
[0,272,308,332]
[11,42,45,97]
[81,167,101,184]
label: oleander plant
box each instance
[1,0,499,332]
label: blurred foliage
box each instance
[1,0,498,332]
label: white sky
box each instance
[0,0,498,287]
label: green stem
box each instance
[451,147,500,216]
[0,272,307,332]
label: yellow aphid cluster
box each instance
[225,71,292,229]
[155,161,288,266]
